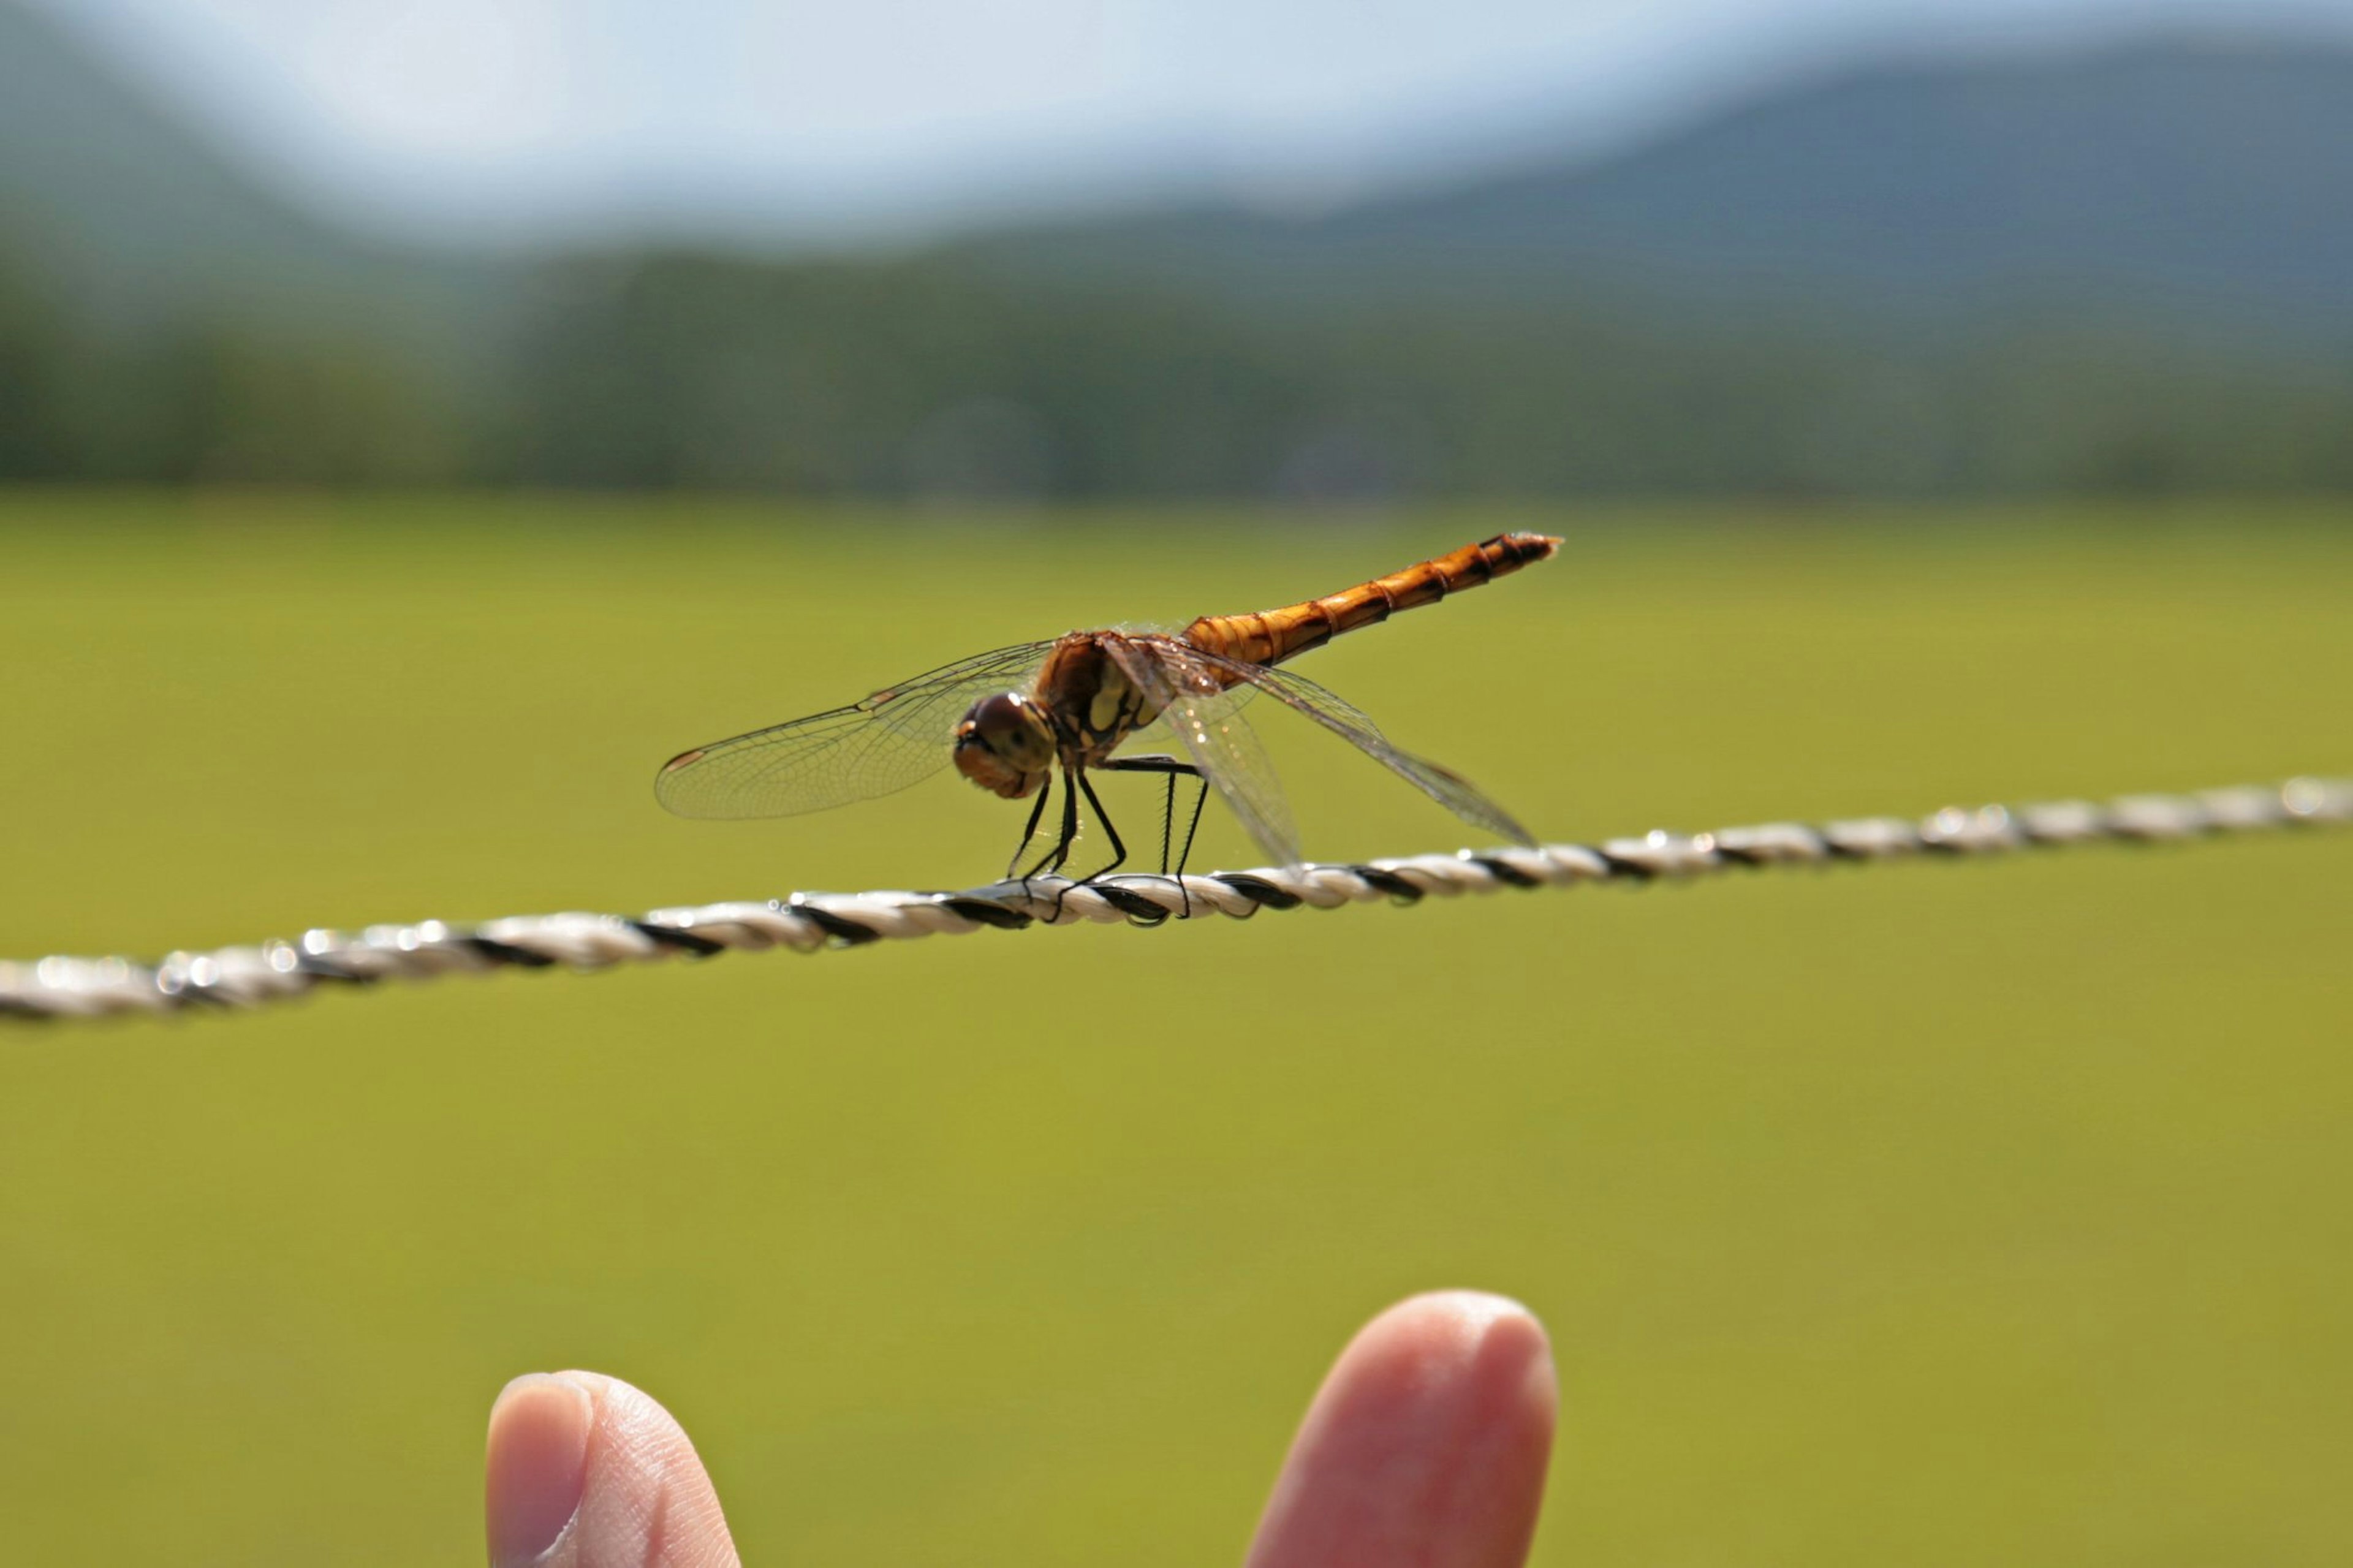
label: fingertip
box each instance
[1247,1291,1558,1568]
[486,1374,594,1567]
[1365,1290,1558,1427]
[1371,1288,1545,1347]
[504,1369,740,1568]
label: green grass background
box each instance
[2,493,2348,1564]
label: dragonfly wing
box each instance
[1137,636,1537,847]
[1121,676,1257,749]
[654,640,1059,820]
[1103,637,1302,867]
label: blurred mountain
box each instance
[10,6,2352,333]
[967,37,2353,336]
[0,1,499,331]
[0,1,517,481]
[2,7,2351,495]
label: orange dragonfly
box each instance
[656,532,1559,881]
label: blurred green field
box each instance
[1,491,2349,1565]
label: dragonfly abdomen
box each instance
[1182,531,1559,670]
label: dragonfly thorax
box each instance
[952,691,1055,800]
[1033,633,1162,763]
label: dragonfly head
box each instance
[953,692,1055,799]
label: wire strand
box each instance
[4,776,2346,1024]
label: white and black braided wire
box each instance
[4,776,2347,1024]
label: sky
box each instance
[36,0,2353,246]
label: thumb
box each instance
[486,1371,741,1568]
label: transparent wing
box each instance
[1120,679,1257,751]
[1102,637,1302,868]
[654,640,1058,820]
[1128,635,1536,847]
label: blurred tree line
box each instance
[4,242,2351,499]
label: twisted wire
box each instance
[4,776,2346,1024]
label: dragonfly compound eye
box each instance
[953,692,1055,799]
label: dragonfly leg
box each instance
[1051,768,1080,877]
[1006,772,1056,882]
[1096,754,1207,918]
[1017,768,1082,887]
[1160,770,1175,873]
[1153,773,1208,917]
[1101,756,1193,868]
[1172,775,1209,881]
[1022,767,1116,919]
[1069,768,1129,886]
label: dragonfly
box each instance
[656,532,1561,885]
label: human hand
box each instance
[485,1290,1557,1567]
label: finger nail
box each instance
[486,1373,594,1567]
